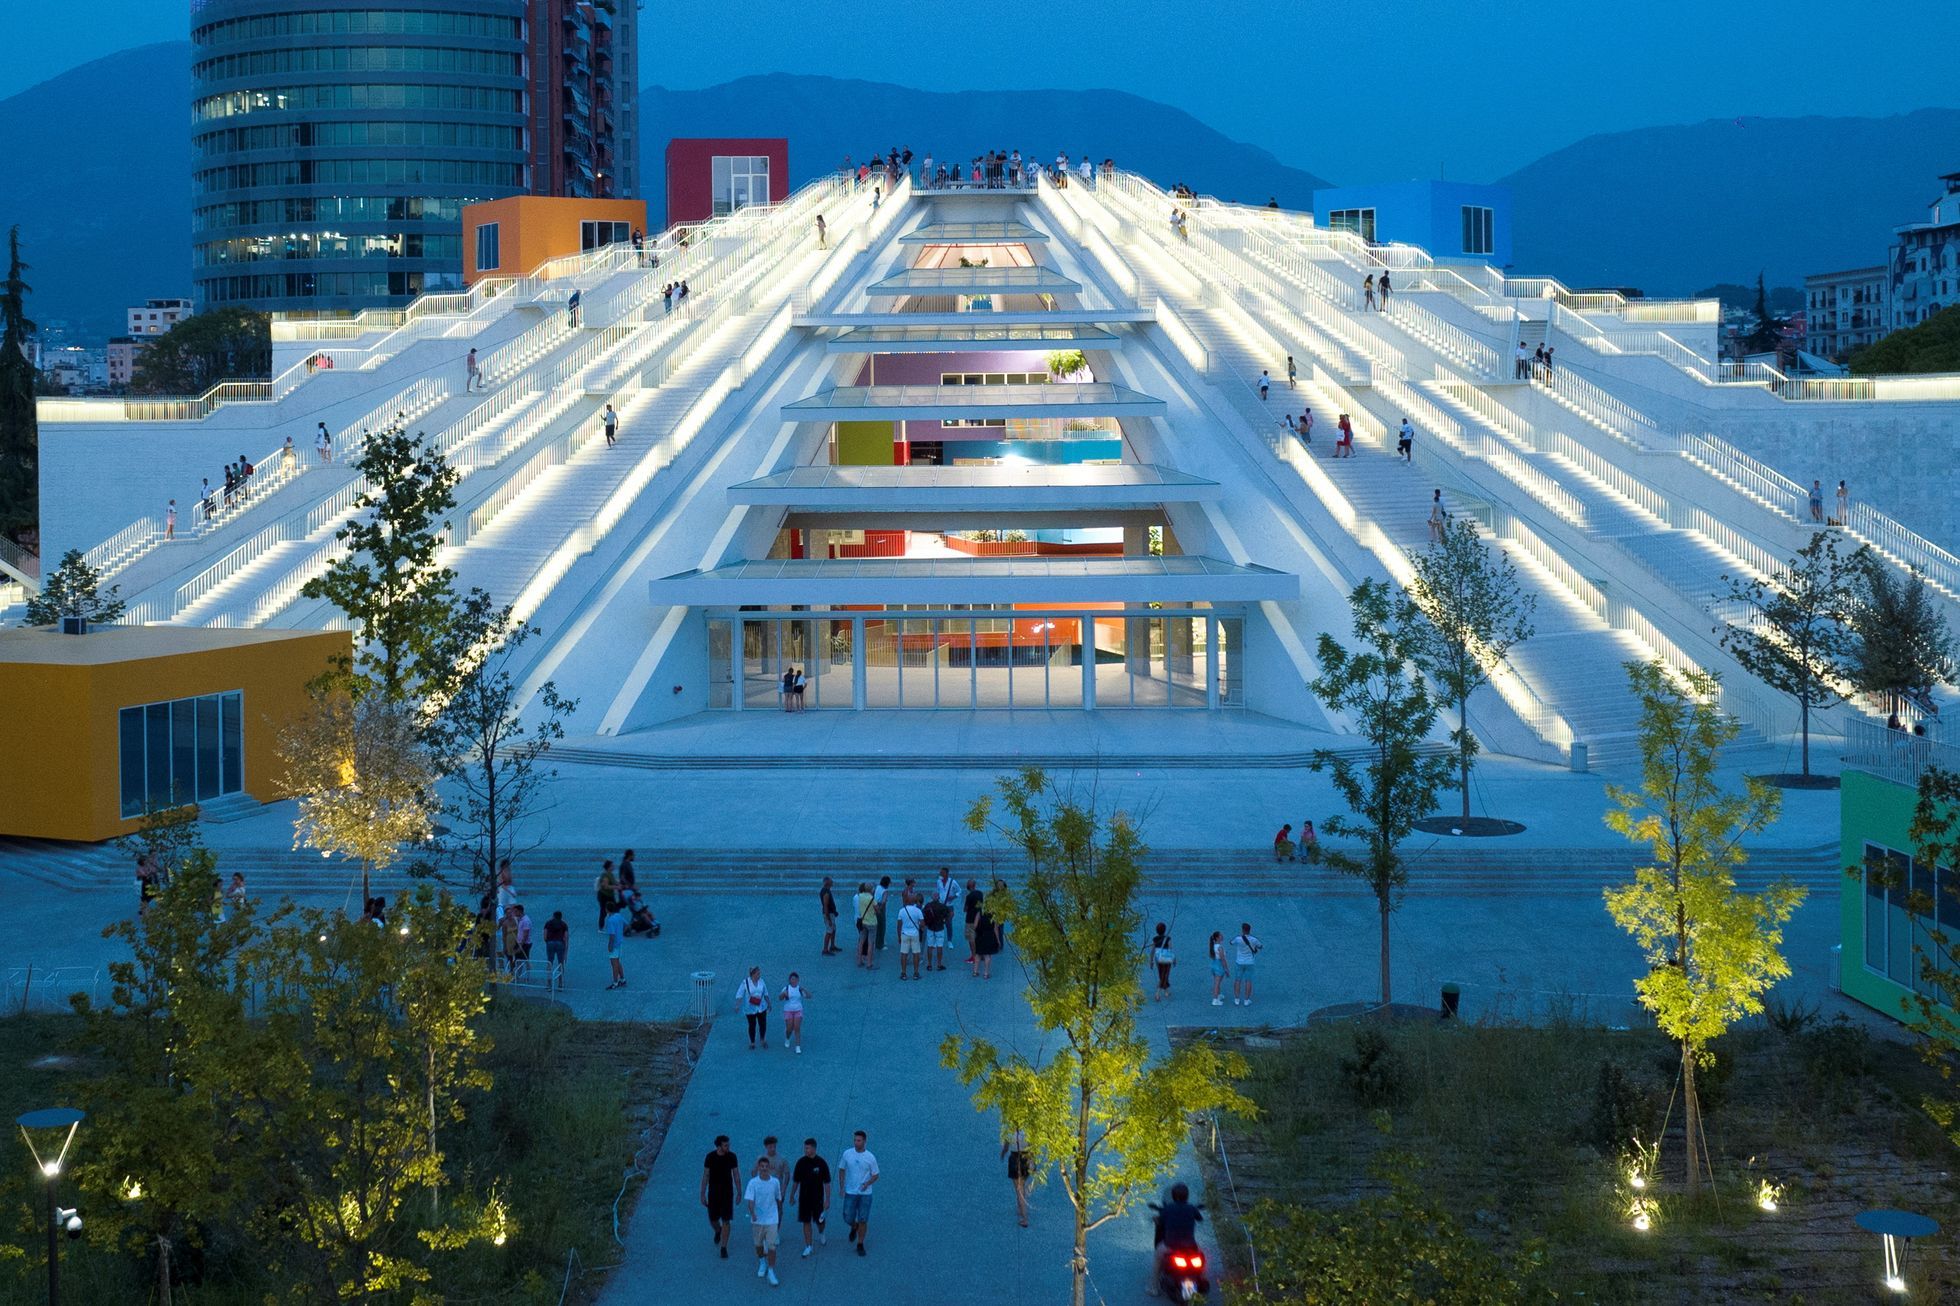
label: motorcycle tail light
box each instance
[1170,1254,1188,1269]
[1189,1253,1204,1269]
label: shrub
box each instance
[1762,994,1820,1037]
[1800,1015,1872,1107]
[1339,1027,1409,1109]
[1586,1060,1657,1156]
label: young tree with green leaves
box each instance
[1846,556,1955,720]
[0,226,37,542]
[1408,516,1536,821]
[70,850,279,1303]
[247,886,502,1301]
[943,768,1252,1306]
[128,307,270,395]
[1719,533,1864,777]
[1601,661,1803,1196]
[302,424,461,704]
[21,547,125,626]
[427,589,577,902]
[280,685,440,909]
[1308,579,1456,1005]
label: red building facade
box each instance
[665,138,790,225]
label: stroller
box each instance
[619,887,661,937]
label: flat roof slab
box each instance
[780,381,1164,422]
[730,463,1219,509]
[899,221,1047,244]
[652,554,1297,605]
[867,267,1080,296]
[825,323,1121,354]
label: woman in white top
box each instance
[1207,930,1231,1007]
[778,971,809,1054]
[1001,1124,1032,1227]
[736,966,771,1051]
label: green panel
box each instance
[1839,768,1949,1023]
[835,422,897,467]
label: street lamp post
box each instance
[17,1107,85,1306]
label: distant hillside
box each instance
[0,42,192,338]
[1500,110,1960,295]
[636,75,1332,225]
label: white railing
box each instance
[1843,717,1960,787]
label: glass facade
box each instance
[119,692,245,817]
[711,609,1243,711]
[1861,841,1959,996]
[711,155,772,216]
[191,0,530,315]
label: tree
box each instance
[1742,272,1784,355]
[1408,517,1536,821]
[1308,580,1456,1005]
[943,769,1252,1306]
[426,590,577,903]
[21,547,125,625]
[246,887,501,1301]
[1850,303,1960,376]
[280,685,440,909]
[1846,555,1956,719]
[1601,661,1803,1196]
[1719,533,1862,776]
[301,424,461,704]
[128,307,269,395]
[0,226,37,542]
[70,852,280,1303]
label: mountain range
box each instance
[0,42,1950,335]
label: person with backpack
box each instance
[922,895,950,973]
[1147,922,1175,1001]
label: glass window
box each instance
[1218,618,1244,707]
[1461,206,1495,257]
[1886,849,1914,985]
[119,707,145,818]
[221,692,243,794]
[196,695,222,801]
[1328,208,1377,243]
[707,619,733,708]
[1864,848,1887,975]
[711,155,771,216]
[145,702,171,808]
[170,699,197,805]
[580,220,631,251]
[476,221,500,271]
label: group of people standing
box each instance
[1514,341,1558,380]
[818,868,1007,980]
[592,851,661,990]
[701,1130,880,1285]
[1143,919,1265,1008]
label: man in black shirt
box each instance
[791,1137,832,1257]
[700,1135,741,1258]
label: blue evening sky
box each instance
[9,0,1957,182]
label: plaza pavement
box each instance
[0,739,1877,1304]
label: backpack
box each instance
[923,900,948,931]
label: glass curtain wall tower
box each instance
[190,0,637,315]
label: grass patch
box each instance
[1197,1016,1960,1303]
[0,999,696,1303]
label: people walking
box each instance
[1231,922,1262,1006]
[819,876,840,955]
[702,1136,741,1259]
[1836,479,1850,524]
[1428,488,1447,542]
[837,1131,880,1256]
[1363,274,1376,310]
[964,879,985,970]
[602,402,618,448]
[816,214,828,249]
[1208,930,1231,1006]
[792,1139,831,1255]
[1148,921,1175,1000]
[736,966,771,1050]
[1286,355,1297,389]
[1378,269,1393,307]
[1397,417,1415,464]
[853,881,877,969]
[465,347,481,391]
[165,499,177,539]
[1336,413,1355,458]
[1808,478,1825,523]
[596,860,619,929]
[1296,407,1314,446]
[282,433,295,466]
[779,971,808,1053]
[1515,341,1531,380]
[316,422,332,463]
[1258,370,1271,401]
[746,1157,784,1285]
[1003,1124,1032,1227]
[896,890,925,979]
[567,288,582,328]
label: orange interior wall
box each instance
[463,196,650,283]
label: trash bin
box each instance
[1440,982,1461,1019]
[690,970,717,1022]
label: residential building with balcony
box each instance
[127,297,194,336]
[1888,171,1960,330]
[1803,266,1888,360]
